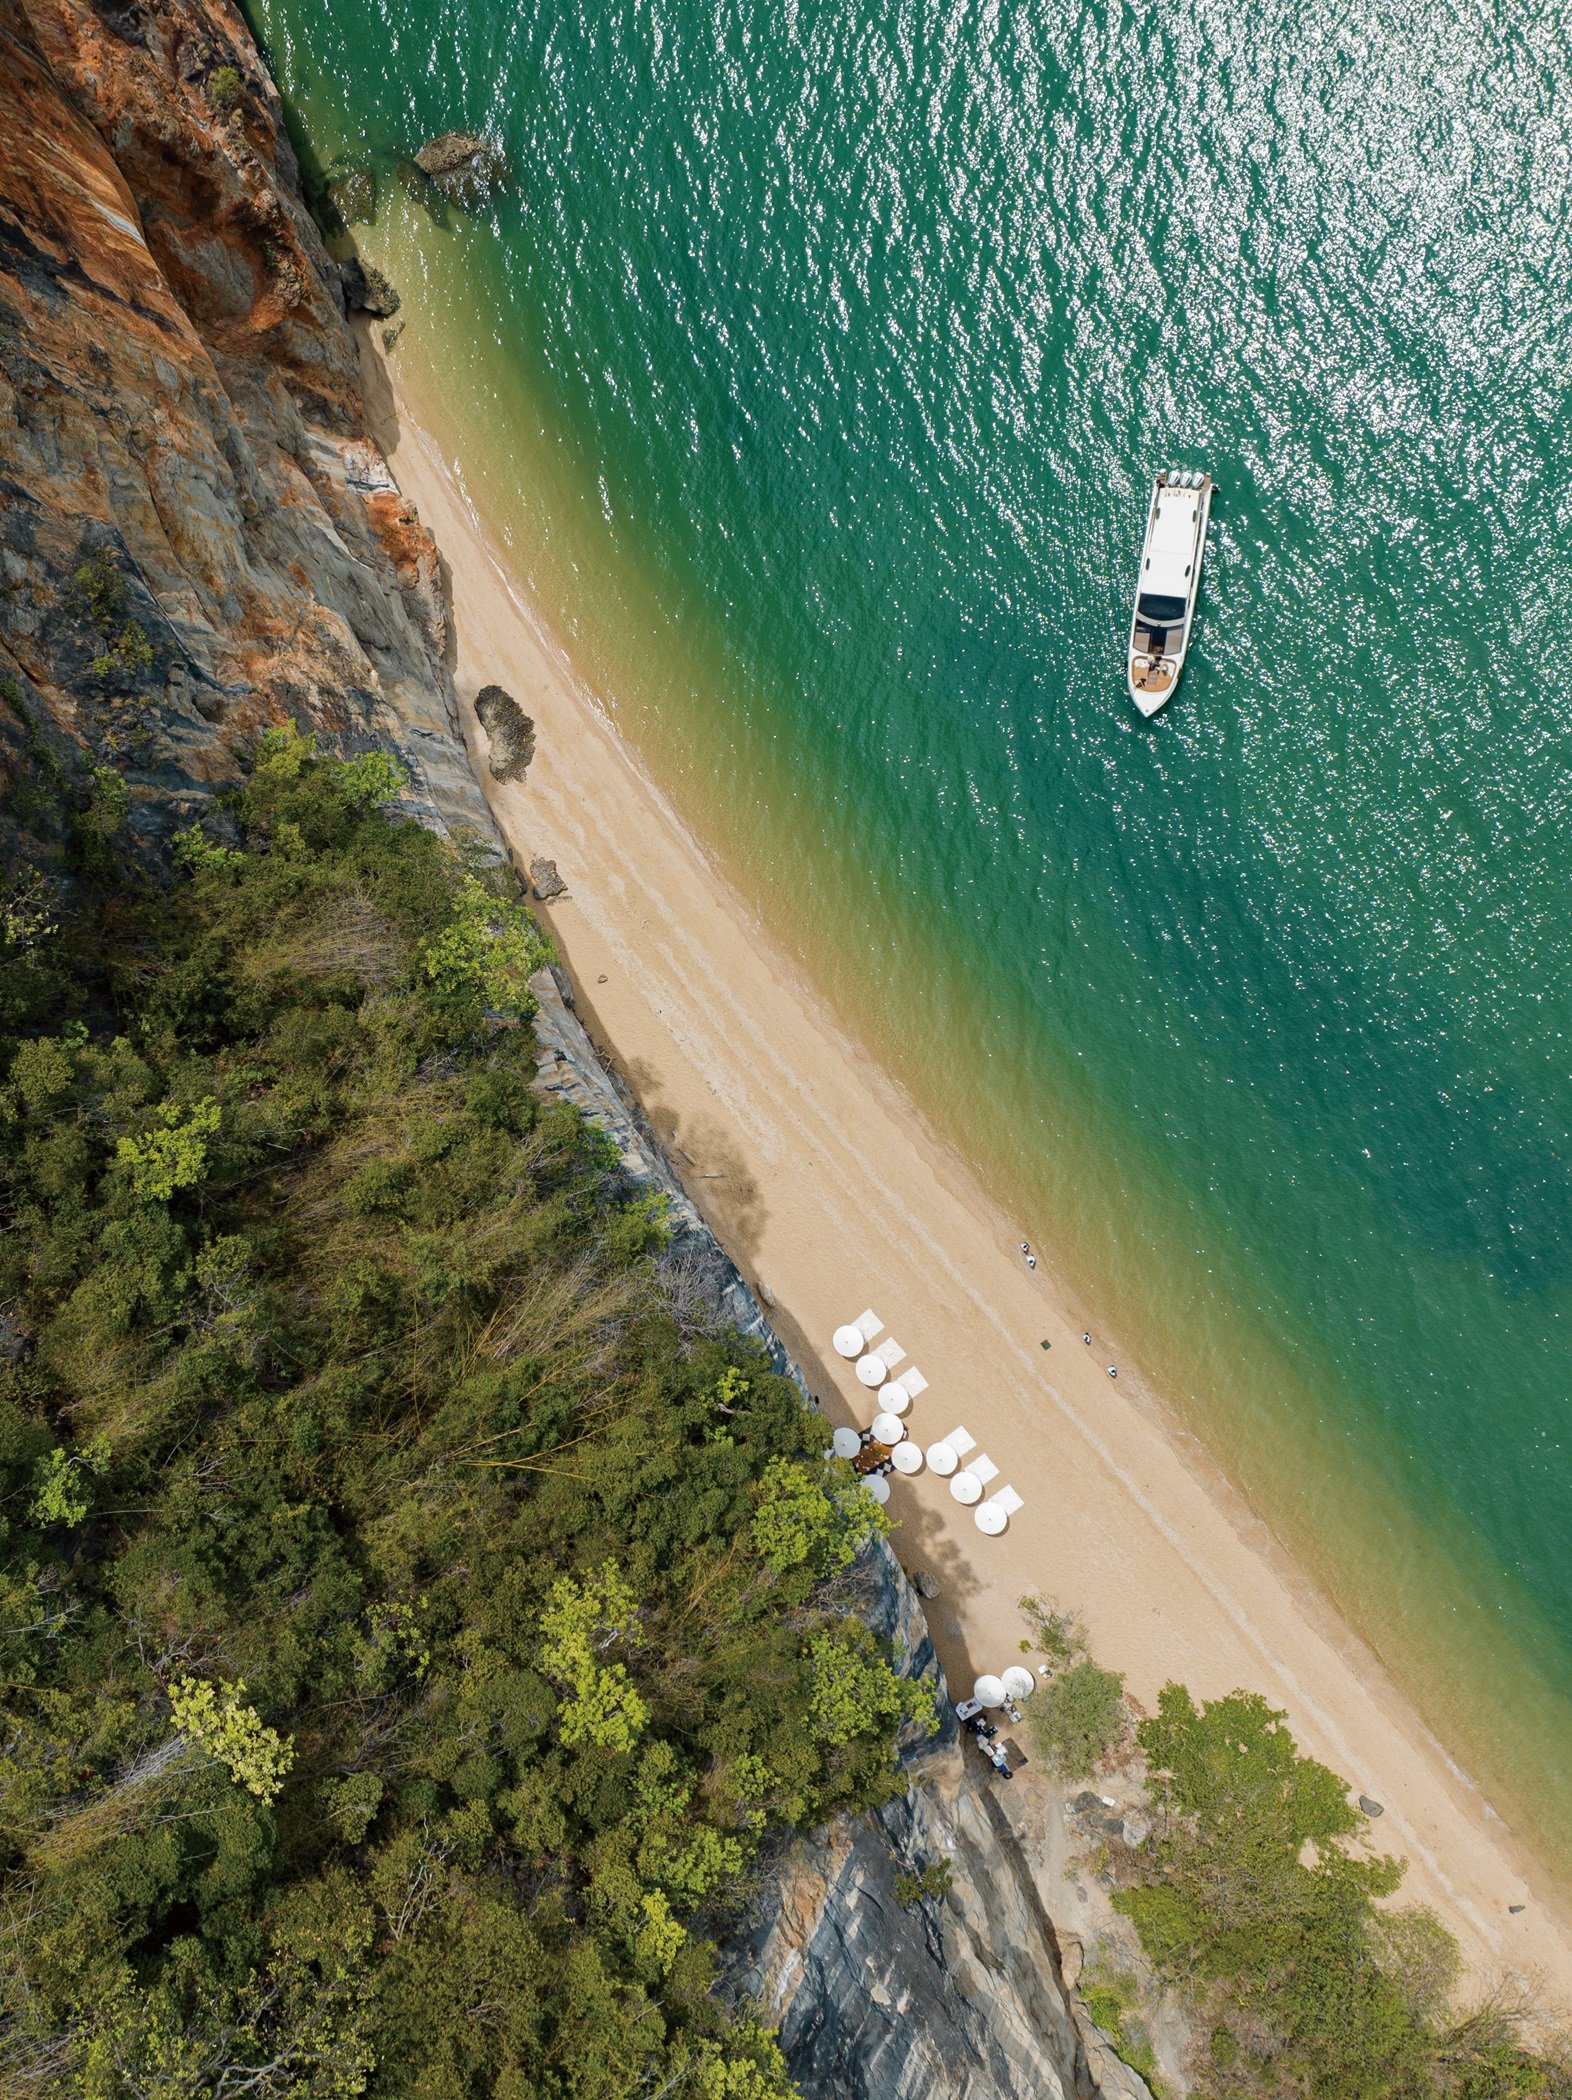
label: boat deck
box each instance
[1129,656,1173,697]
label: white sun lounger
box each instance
[896,1368,928,1402]
[854,1309,883,1342]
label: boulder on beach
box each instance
[339,256,400,318]
[529,857,567,903]
[475,684,536,782]
[413,130,508,206]
[908,1567,940,1601]
[1358,1795,1384,1818]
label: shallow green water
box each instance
[252,0,1572,1863]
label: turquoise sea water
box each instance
[250,0,1572,1865]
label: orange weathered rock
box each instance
[0,0,490,853]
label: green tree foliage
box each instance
[1115,1687,1565,2097]
[167,1675,295,1803]
[115,1096,221,1200]
[1026,1658,1127,1779]
[538,1561,650,1752]
[750,1455,886,1586]
[28,1434,110,1526]
[419,871,554,1017]
[0,736,926,2097]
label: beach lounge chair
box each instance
[925,1427,975,1478]
[950,1454,999,1505]
[854,1309,882,1342]
[896,1368,928,1403]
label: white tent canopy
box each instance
[1001,1666,1036,1700]
[973,1674,1007,1708]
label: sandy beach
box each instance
[358,327,1572,2004]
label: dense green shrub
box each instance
[0,734,928,2097]
[1026,1657,1127,1778]
[1116,1687,1567,2098]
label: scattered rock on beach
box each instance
[475,684,536,781]
[1358,1795,1384,1818]
[529,856,567,902]
[414,130,508,206]
[1121,1812,1152,1848]
[339,256,400,317]
[908,1567,940,1601]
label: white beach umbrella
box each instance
[831,1426,861,1460]
[950,1471,984,1505]
[890,1441,923,1475]
[865,1474,891,1504]
[925,1441,959,1477]
[856,1353,888,1386]
[877,1380,911,1415]
[974,1502,1007,1536]
[1001,1666,1036,1701]
[973,1674,1007,1708]
[870,1410,907,1445]
[832,1324,865,1358]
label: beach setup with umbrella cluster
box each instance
[953,1666,1038,1779]
[828,1309,1024,1533]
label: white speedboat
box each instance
[1127,469,1213,716]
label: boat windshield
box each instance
[1137,591,1188,625]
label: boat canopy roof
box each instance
[1137,592,1187,626]
[1141,485,1201,602]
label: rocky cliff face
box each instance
[0,7,1149,2094]
[0,0,492,857]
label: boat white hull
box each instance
[1127,473,1212,716]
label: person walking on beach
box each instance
[1083,1331,1091,1344]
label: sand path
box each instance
[360,330,1572,2003]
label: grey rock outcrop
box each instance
[413,129,508,205]
[475,684,536,780]
[339,255,400,317]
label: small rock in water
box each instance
[529,857,567,903]
[475,684,536,781]
[339,256,400,318]
[414,130,508,206]
[1358,1795,1384,1818]
[326,165,377,225]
